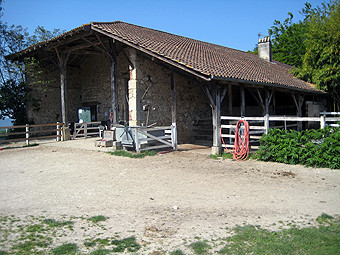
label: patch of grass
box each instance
[83,236,141,253]
[111,236,141,252]
[87,215,108,224]
[189,241,211,254]
[210,152,256,160]
[170,249,186,255]
[316,213,334,224]
[219,217,340,254]
[51,243,78,255]
[43,219,74,228]
[108,150,157,158]
[89,249,112,255]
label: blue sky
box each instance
[2,0,324,52]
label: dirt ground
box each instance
[0,138,339,253]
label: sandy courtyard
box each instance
[0,139,339,253]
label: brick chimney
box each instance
[258,37,272,62]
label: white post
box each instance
[25,124,29,146]
[171,123,178,150]
[264,114,269,134]
[84,123,87,138]
[57,122,61,142]
[134,127,140,152]
[320,114,326,129]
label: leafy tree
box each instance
[269,11,308,67]
[293,0,340,110]
[263,0,340,111]
[0,0,63,124]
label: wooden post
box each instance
[56,122,61,142]
[264,114,270,134]
[170,72,178,150]
[84,123,87,138]
[228,84,233,115]
[240,86,245,116]
[55,48,70,126]
[25,124,29,146]
[109,39,119,124]
[297,95,304,131]
[264,88,273,116]
[212,84,222,155]
[134,127,140,152]
[292,93,304,131]
[320,113,326,129]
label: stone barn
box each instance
[8,21,326,153]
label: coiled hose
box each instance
[221,119,250,161]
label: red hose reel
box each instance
[221,119,250,161]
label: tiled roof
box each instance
[91,22,321,93]
[9,21,322,93]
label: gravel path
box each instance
[0,139,339,253]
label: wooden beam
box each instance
[82,37,111,59]
[265,89,273,115]
[121,48,134,69]
[221,85,228,102]
[45,29,93,51]
[55,47,70,125]
[196,82,214,108]
[240,86,245,116]
[212,85,222,155]
[248,88,265,114]
[95,32,110,53]
[170,71,178,150]
[109,39,119,124]
[228,84,233,115]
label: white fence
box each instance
[221,112,340,150]
[0,122,64,145]
[133,125,177,152]
[73,122,103,139]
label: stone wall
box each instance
[26,46,211,143]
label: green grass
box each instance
[189,241,211,254]
[170,250,186,255]
[51,243,78,255]
[87,215,108,223]
[0,214,339,254]
[210,152,256,160]
[108,149,157,158]
[218,216,340,254]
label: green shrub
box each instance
[256,127,340,169]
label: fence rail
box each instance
[221,113,340,150]
[133,125,176,152]
[73,122,102,139]
[0,122,64,145]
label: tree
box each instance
[265,0,340,111]
[293,0,340,111]
[0,0,63,124]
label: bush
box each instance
[256,127,340,169]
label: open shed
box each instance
[7,21,326,153]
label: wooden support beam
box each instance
[212,85,222,155]
[95,33,110,53]
[109,39,119,124]
[265,89,273,115]
[170,71,178,150]
[228,84,233,115]
[240,86,245,116]
[248,88,265,114]
[82,37,111,59]
[221,85,228,102]
[55,47,70,125]
[121,48,135,69]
